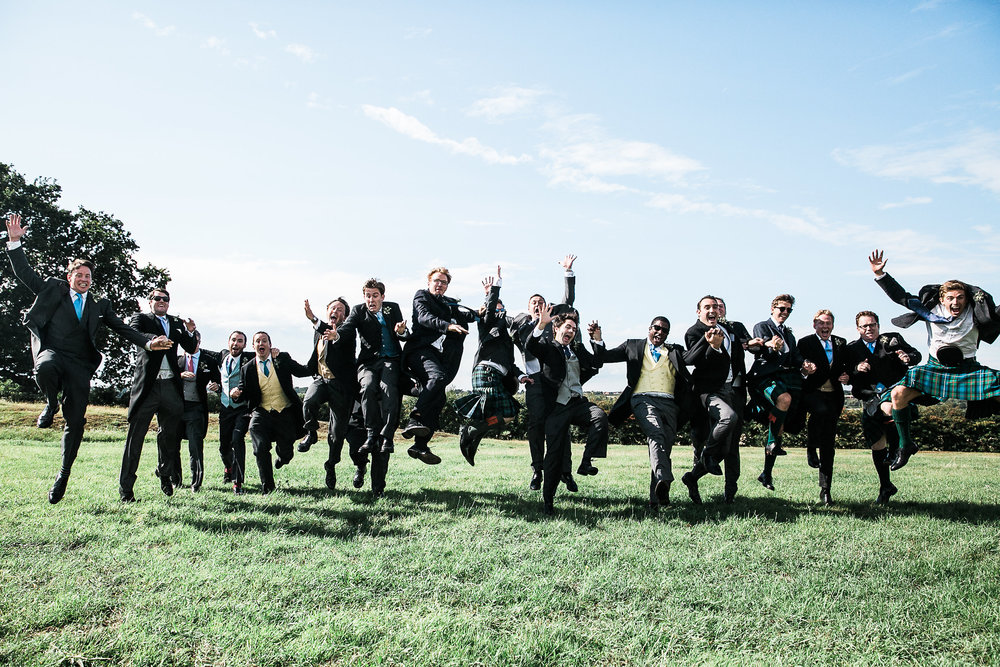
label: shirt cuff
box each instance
[591,339,605,346]
[564,270,574,277]
[7,240,22,250]
[532,327,543,338]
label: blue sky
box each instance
[2,1,998,389]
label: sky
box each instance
[2,0,999,390]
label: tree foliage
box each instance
[0,162,170,393]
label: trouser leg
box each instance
[631,395,678,481]
[58,358,91,475]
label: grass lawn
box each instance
[1,400,998,666]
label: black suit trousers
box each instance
[406,345,463,431]
[219,404,250,485]
[35,349,93,474]
[119,378,183,498]
[358,358,401,439]
[302,378,353,466]
[249,407,299,488]
[801,390,844,489]
[542,397,609,502]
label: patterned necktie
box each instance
[650,344,661,362]
[73,293,84,320]
[187,354,195,373]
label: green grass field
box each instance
[1,400,999,666]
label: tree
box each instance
[0,162,170,395]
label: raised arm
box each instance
[559,254,576,307]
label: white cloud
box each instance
[362,105,533,165]
[467,86,546,120]
[286,43,317,63]
[132,12,175,37]
[202,36,230,57]
[878,196,933,210]
[404,27,432,39]
[307,92,330,111]
[250,22,277,39]
[540,139,703,193]
[833,130,1000,194]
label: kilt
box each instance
[747,369,804,429]
[453,364,520,421]
[899,357,1000,403]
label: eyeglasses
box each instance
[151,296,170,302]
[775,306,792,313]
[858,323,878,329]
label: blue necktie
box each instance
[262,359,270,377]
[562,345,571,359]
[650,344,661,362]
[824,339,833,364]
[73,293,83,320]
[867,342,876,354]
[158,316,169,336]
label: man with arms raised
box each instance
[526,307,606,515]
[5,213,164,503]
[845,310,920,504]
[869,250,1000,470]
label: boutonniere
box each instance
[879,335,888,345]
[974,291,985,303]
[383,305,392,316]
[784,326,793,336]
[834,338,843,347]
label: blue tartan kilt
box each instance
[453,364,521,422]
[897,357,1000,403]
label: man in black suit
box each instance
[598,316,691,510]
[794,310,850,505]
[203,330,255,494]
[300,297,365,490]
[401,267,478,464]
[846,310,921,503]
[5,213,162,503]
[171,332,218,492]
[748,294,816,492]
[681,296,748,505]
[230,332,312,494]
[526,308,606,515]
[119,288,200,502]
[509,254,577,490]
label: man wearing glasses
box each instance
[748,294,816,492]
[119,288,200,502]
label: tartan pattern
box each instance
[899,357,1000,402]
[453,364,520,421]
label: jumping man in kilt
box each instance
[869,250,1000,470]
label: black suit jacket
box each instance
[684,321,747,395]
[237,352,312,437]
[797,334,849,394]
[845,333,921,402]
[510,272,577,354]
[524,329,601,415]
[473,285,524,392]
[126,312,199,420]
[308,320,359,391]
[7,245,150,369]
[877,273,1000,345]
[749,318,804,380]
[595,338,690,427]
[405,289,478,356]
[337,301,407,366]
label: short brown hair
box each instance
[427,267,451,283]
[66,258,95,274]
[813,309,834,324]
[363,278,385,295]
[771,294,795,309]
[855,311,879,325]
[697,295,718,311]
[148,287,170,300]
[939,280,969,301]
[326,297,349,312]
[552,312,579,328]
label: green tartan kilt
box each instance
[453,364,521,422]
[747,369,803,427]
[897,357,1000,403]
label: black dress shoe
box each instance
[261,483,276,495]
[325,466,336,490]
[372,488,384,500]
[37,404,57,428]
[701,453,723,476]
[681,472,702,505]
[353,465,366,489]
[48,473,69,504]
[723,492,736,504]
[298,430,318,453]
[820,489,833,506]
[807,448,820,469]
[889,445,918,471]
[160,475,174,497]
[528,470,542,491]
[875,483,898,505]
[401,418,430,439]
[380,437,394,454]
[358,431,379,455]
[560,473,578,493]
[542,501,555,516]
[459,426,474,466]
[232,483,245,496]
[406,446,441,465]
[223,468,232,484]
[120,494,138,503]
[577,460,599,476]
[275,457,289,469]
[654,479,671,506]
[757,472,775,491]
[191,484,201,493]
[764,442,788,456]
